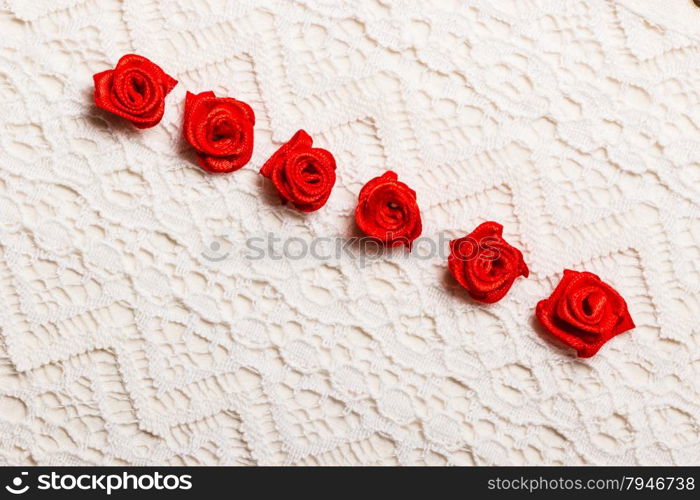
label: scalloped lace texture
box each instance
[0,0,699,466]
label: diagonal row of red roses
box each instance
[93,54,635,358]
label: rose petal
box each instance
[447,221,528,303]
[536,269,635,357]
[92,54,176,128]
[260,130,336,212]
[183,91,255,173]
[355,171,421,247]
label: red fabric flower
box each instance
[93,54,177,129]
[183,91,255,173]
[448,221,529,303]
[355,171,422,247]
[260,130,336,212]
[536,269,635,358]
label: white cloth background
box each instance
[0,0,699,466]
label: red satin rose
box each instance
[183,91,255,173]
[355,171,422,247]
[93,54,177,129]
[448,221,529,303]
[536,269,635,358]
[260,130,336,212]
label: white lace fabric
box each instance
[0,0,698,466]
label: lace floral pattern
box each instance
[0,0,698,465]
